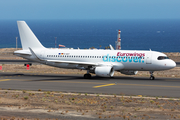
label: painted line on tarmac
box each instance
[0,75,22,79]
[9,79,180,89]
[44,81,180,88]
[117,83,180,88]
[93,83,116,88]
[0,79,11,82]
[44,80,104,85]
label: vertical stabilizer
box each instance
[17,21,45,50]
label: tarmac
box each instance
[0,72,180,98]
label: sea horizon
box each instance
[0,19,179,52]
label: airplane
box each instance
[14,21,176,80]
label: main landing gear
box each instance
[84,70,91,79]
[84,74,91,79]
[149,71,155,80]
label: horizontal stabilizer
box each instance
[13,50,31,55]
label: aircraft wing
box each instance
[47,60,97,66]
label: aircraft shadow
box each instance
[22,74,163,82]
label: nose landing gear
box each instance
[149,71,155,80]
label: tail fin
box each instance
[17,21,45,50]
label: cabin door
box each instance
[146,52,152,64]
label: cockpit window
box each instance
[157,56,169,60]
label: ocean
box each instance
[0,19,180,52]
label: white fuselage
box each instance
[15,48,176,71]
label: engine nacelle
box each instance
[120,70,138,75]
[95,66,114,77]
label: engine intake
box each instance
[95,66,114,77]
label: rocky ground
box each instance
[0,90,180,120]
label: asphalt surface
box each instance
[0,72,180,98]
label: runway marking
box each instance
[116,83,180,88]
[44,81,180,88]
[0,75,22,79]
[93,83,116,88]
[44,81,104,85]
[0,79,11,82]
[6,77,180,89]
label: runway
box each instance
[0,72,180,98]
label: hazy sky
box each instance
[0,0,179,20]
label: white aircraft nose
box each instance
[166,60,176,69]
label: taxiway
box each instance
[0,72,180,98]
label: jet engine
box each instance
[120,70,138,75]
[95,66,114,77]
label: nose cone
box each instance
[167,60,176,69]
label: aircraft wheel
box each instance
[84,74,91,79]
[150,76,155,80]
